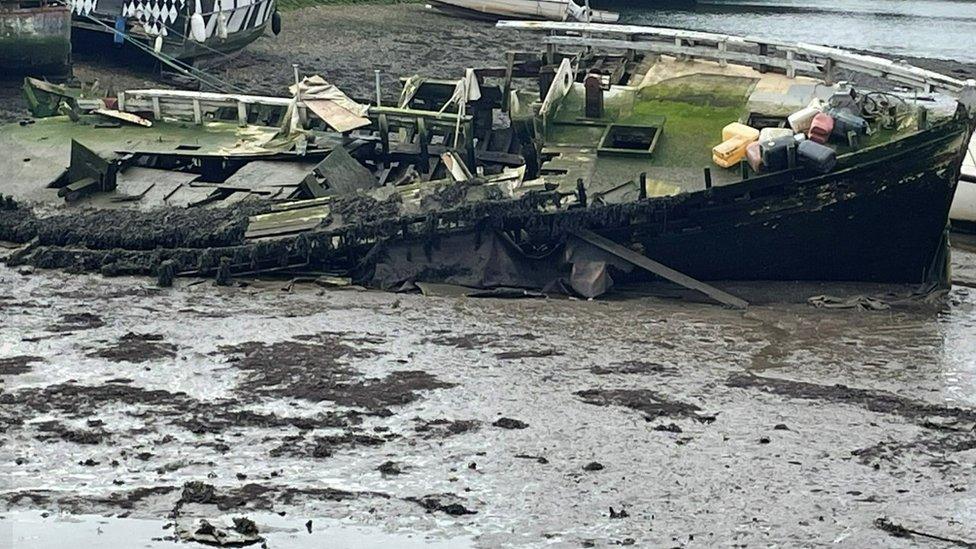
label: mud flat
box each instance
[1,246,976,546]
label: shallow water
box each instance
[620,0,976,62]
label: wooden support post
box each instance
[639,172,647,200]
[674,37,685,61]
[718,41,728,68]
[573,230,748,309]
[117,92,126,112]
[758,43,769,74]
[703,167,712,189]
[740,160,749,180]
[464,119,477,169]
[192,98,202,125]
[151,96,161,119]
[236,101,249,127]
[378,113,390,168]
[416,117,429,174]
[502,51,515,113]
[823,58,835,85]
[786,50,796,78]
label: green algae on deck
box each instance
[543,74,755,191]
[0,116,289,203]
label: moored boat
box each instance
[0,0,71,79]
[67,0,279,63]
[429,0,619,23]
[950,134,976,229]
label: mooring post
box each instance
[502,51,515,113]
[374,69,382,107]
[416,117,430,174]
[576,178,587,207]
[639,172,648,200]
[703,167,713,189]
[740,160,749,180]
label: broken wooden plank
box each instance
[573,230,748,309]
[93,108,153,127]
[305,99,371,133]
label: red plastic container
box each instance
[746,141,763,173]
[808,113,835,144]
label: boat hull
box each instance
[68,0,274,62]
[429,0,618,23]
[951,134,976,226]
[623,121,971,282]
[0,2,71,79]
[498,116,972,284]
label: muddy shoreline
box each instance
[2,261,976,547]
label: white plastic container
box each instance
[788,106,821,133]
[758,127,794,142]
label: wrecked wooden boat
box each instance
[0,0,72,78]
[68,0,279,63]
[429,0,619,23]
[2,23,975,304]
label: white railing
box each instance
[497,21,975,98]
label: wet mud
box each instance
[2,259,975,547]
[1,4,976,543]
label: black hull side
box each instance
[510,115,973,284]
[639,123,969,282]
[636,130,968,282]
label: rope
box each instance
[83,14,248,94]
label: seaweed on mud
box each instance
[0,195,39,243]
[590,361,675,376]
[413,418,481,438]
[87,332,178,363]
[492,417,529,430]
[268,431,392,459]
[406,494,477,516]
[0,355,42,376]
[0,383,194,423]
[34,420,106,444]
[47,312,105,332]
[726,373,976,423]
[0,381,354,440]
[495,349,563,360]
[176,482,278,512]
[575,389,707,421]
[174,409,358,435]
[424,333,498,350]
[221,333,454,411]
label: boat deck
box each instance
[541,56,919,197]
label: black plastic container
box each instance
[760,135,796,171]
[797,140,837,174]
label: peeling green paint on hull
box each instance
[0,4,71,78]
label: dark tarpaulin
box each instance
[366,231,564,292]
[364,230,637,299]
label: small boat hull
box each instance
[951,134,976,226]
[0,2,71,79]
[68,0,274,62]
[429,0,619,23]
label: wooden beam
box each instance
[572,230,749,309]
